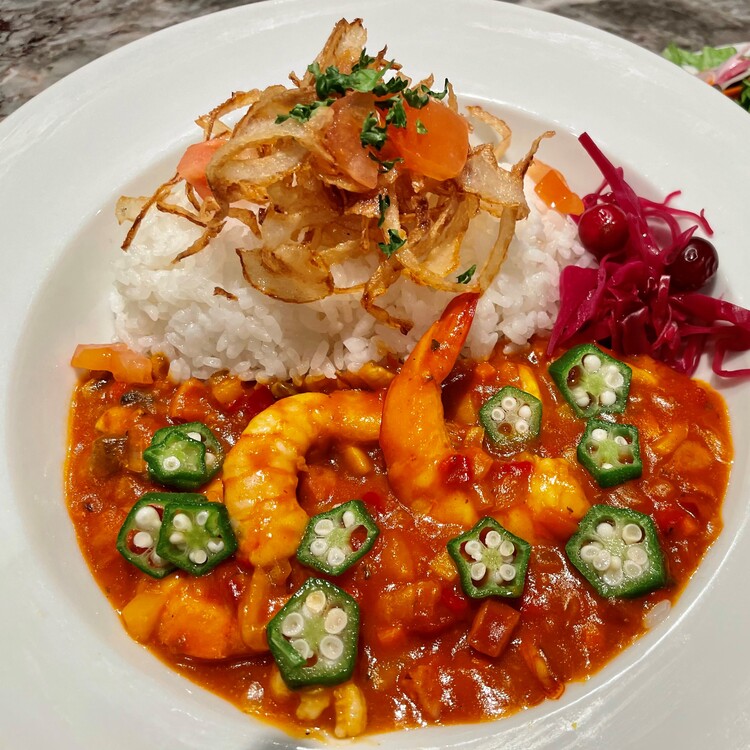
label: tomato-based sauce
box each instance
[64,341,731,737]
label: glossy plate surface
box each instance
[1,0,750,747]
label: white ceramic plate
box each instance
[2,1,750,747]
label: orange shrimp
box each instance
[222,390,383,569]
[380,293,481,525]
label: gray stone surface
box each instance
[1,0,749,120]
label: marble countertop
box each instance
[1,0,749,120]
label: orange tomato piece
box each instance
[324,93,379,190]
[71,343,153,385]
[388,100,469,181]
[175,136,226,199]
[528,159,584,216]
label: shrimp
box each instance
[380,292,480,525]
[223,389,383,569]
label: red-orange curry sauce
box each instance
[65,341,731,738]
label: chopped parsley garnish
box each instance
[416,119,428,135]
[360,112,388,150]
[378,229,406,257]
[385,99,407,128]
[377,194,391,228]
[275,98,334,124]
[403,79,449,109]
[456,264,477,284]
[368,153,404,173]
[307,52,395,99]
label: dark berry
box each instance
[667,237,719,292]
[577,203,629,260]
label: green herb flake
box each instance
[275,98,334,124]
[416,119,428,135]
[403,79,450,109]
[378,229,406,258]
[360,112,388,151]
[456,264,477,284]
[377,194,391,228]
[368,153,404,173]
[385,99,407,128]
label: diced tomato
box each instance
[388,100,469,181]
[468,599,521,658]
[324,93,379,190]
[439,453,474,488]
[176,137,226,200]
[227,384,275,417]
[440,583,470,616]
[71,343,153,385]
[527,158,584,216]
[654,505,699,537]
[535,507,581,542]
[362,490,387,515]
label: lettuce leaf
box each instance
[662,43,736,71]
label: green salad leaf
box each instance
[662,43,736,71]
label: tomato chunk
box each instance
[176,137,226,200]
[324,93,379,190]
[468,599,520,658]
[389,100,469,181]
[71,343,153,385]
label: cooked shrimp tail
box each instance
[380,293,480,524]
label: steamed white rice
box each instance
[111,181,590,382]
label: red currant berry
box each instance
[578,203,629,260]
[667,237,718,292]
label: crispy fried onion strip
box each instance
[119,19,555,332]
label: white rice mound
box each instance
[111,181,591,383]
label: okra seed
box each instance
[622,523,643,544]
[133,531,153,549]
[327,547,346,567]
[580,544,599,562]
[600,390,617,406]
[206,453,217,467]
[186,431,203,442]
[518,404,532,420]
[342,510,356,528]
[305,591,327,615]
[499,540,515,557]
[602,462,614,470]
[608,555,622,571]
[583,354,602,372]
[291,638,313,660]
[134,506,161,530]
[188,549,208,565]
[464,540,484,560]
[596,522,615,539]
[169,531,185,546]
[320,635,344,661]
[623,560,642,578]
[627,545,649,566]
[162,456,181,471]
[515,419,529,435]
[593,550,612,572]
[602,568,624,587]
[591,428,608,442]
[491,407,505,423]
[310,539,328,557]
[314,518,335,536]
[195,511,209,526]
[614,435,628,446]
[470,562,487,581]
[574,391,591,408]
[484,530,502,549]
[172,513,192,532]
[501,396,517,411]
[281,612,305,637]
[604,368,625,389]
[151,551,165,565]
[207,539,224,553]
[498,564,516,582]
[324,608,348,635]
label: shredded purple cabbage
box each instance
[549,132,750,377]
